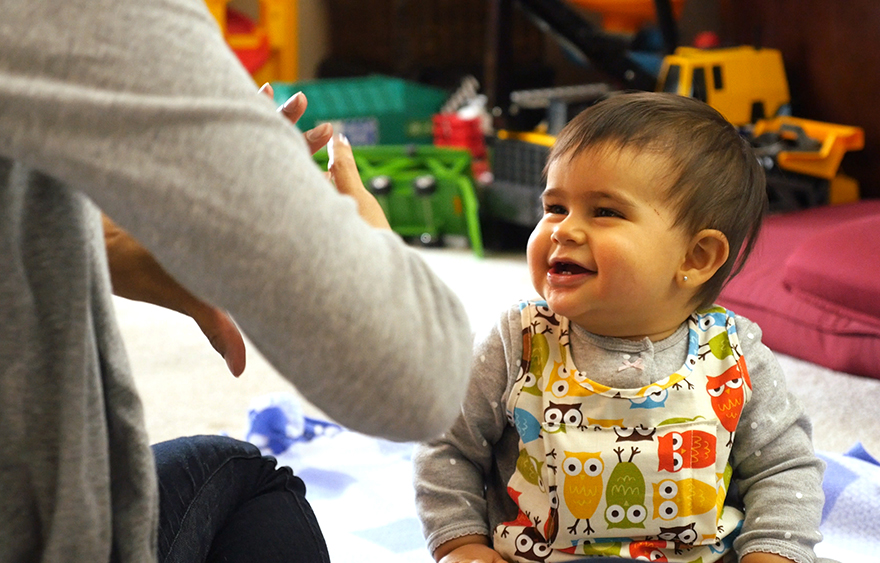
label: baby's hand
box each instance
[741,553,797,563]
[437,541,509,563]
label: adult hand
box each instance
[259,83,390,230]
[259,83,333,154]
[102,214,247,376]
[102,86,383,378]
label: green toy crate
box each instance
[272,75,449,145]
[313,145,483,257]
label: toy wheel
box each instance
[369,175,392,196]
[413,175,437,197]
[419,232,437,246]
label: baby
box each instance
[414,92,826,563]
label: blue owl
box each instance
[629,385,668,410]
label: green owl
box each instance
[575,540,621,557]
[698,331,733,360]
[530,327,550,375]
[517,448,546,491]
[604,447,648,529]
[520,324,549,397]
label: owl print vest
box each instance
[493,301,752,563]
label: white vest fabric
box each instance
[493,302,751,562]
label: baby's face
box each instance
[527,146,693,341]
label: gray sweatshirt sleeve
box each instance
[730,317,826,563]
[0,0,472,441]
[414,309,520,555]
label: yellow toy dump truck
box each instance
[657,45,864,210]
[657,45,791,127]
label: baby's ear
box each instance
[679,229,730,287]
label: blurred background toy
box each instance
[272,75,447,145]
[205,0,298,83]
[203,0,865,242]
[246,393,342,457]
[313,144,484,256]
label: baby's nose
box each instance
[552,219,586,244]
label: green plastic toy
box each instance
[314,145,484,257]
[272,75,448,145]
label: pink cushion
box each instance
[718,200,880,380]
[784,215,880,320]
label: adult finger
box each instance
[274,91,332,153]
[191,305,247,377]
[277,91,307,124]
[328,134,391,230]
[327,133,361,197]
[303,123,333,155]
[258,82,274,99]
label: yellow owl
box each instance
[546,363,610,399]
[545,361,575,398]
[652,478,717,520]
[562,451,605,535]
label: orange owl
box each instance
[627,539,668,561]
[706,358,750,435]
[657,430,717,472]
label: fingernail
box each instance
[326,136,335,167]
[305,122,331,142]
[258,82,271,95]
[277,91,303,113]
[338,133,350,146]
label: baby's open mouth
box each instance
[550,262,592,275]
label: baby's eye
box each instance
[544,204,567,215]
[595,207,623,219]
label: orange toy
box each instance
[205,0,298,83]
[568,0,684,34]
[752,117,865,181]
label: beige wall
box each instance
[295,0,328,80]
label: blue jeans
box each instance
[153,435,329,563]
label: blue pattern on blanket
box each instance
[816,442,880,563]
[296,467,358,500]
[352,517,428,553]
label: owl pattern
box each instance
[561,451,604,535]
[652,477,718,520]
[493,302,750,563]
[657,430,717,472]
[544,401,584,433]
[604,447,648,530]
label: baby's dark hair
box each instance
[546,91,767,309]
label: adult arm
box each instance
[100,89,340,378]
[730,318,825,563]
[101,135,379,379]
[0,0,472,441]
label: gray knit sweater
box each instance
[0,1,472,561]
